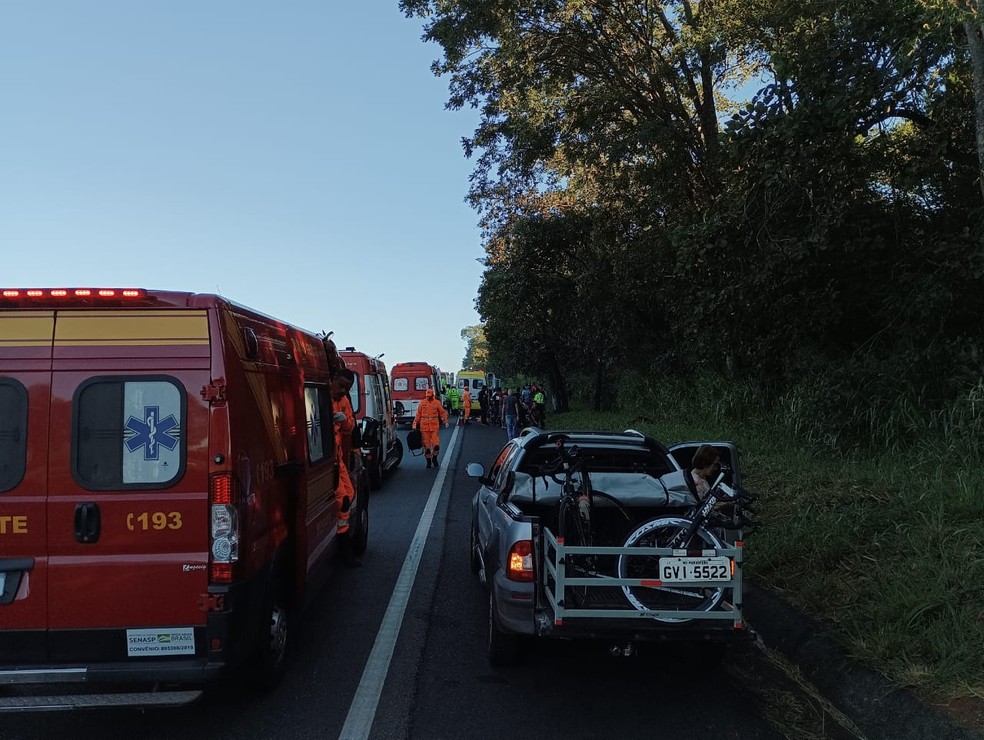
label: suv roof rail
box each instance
[623,429,645,437]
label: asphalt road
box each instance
[2,422,861,740]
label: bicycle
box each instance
[617,468,759,622]
[536,437,759,617]
[535,437,632,607]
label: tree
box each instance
[958,0,984,201]
[460,324,489,370]
[407,0,984,438]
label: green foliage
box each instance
[551,384,984,701]
[460,324,489,370]
[409,0,984,472]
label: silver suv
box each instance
[467,428,750,665]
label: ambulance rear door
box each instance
[0,310,54,664]
[44,308,213,663]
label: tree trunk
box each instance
[592,359,605,412]
[545,353,569,413]
[966,19,984,204]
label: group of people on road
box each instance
[498,384,546,439]
[411,380,550,470]
[441,383,547,438]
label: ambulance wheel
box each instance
[350,484,370,556]
[249,572,291,690]
[391,438,404,469]
[369,452,383,490]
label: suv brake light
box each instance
[507,540,534,582]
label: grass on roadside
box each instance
[546,405,984,704]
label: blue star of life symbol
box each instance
[308,412,321,446]
[125,406,180,460]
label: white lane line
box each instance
[338,423,461,740]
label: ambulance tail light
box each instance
[209,473,240,584]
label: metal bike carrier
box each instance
[541,528,746,628]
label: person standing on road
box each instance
[412,387,449,468]
[478,385,489,425]
[502,387,520,440]
[532,384,546,428]
[331,368,361,567]
[446,384,460,416]
[460,386,472,426]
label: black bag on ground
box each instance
[407,428,424,456]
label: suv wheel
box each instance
[487,586,519,666]
[469,519,481,575]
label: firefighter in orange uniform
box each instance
[331,368,360,565]
[412,387,449,468]
[460,387,472,426]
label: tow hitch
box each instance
[609,642,638,657]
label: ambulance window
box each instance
[349,374,361,415]
[414,377,429,391]
[393,377,408,392]
[304,385,334,464]
[73,377,186,489]
[473,379,484,390]
[371,379,384,418]
[0,380,28,492]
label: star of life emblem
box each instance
[125,405,181,460]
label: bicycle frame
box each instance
[669,473,734,549]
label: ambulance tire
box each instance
[349,477,370,556]
[249,561,291,691]
[368,450,384,490]
[391,438,404,468]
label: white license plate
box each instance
[659,557,731,582]
[0,571,5,595]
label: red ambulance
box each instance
[389,361,442,426]
[340,348,403,489]
[0,288,368,709]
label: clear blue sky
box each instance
[0,1,484,374]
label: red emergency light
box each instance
[0,288,147,300]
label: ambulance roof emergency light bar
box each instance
[1,288,146,299]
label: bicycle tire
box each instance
[617,516,726,623]
[557,495,593,607]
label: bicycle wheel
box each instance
[617,516,726,623]
[557,496,592,607]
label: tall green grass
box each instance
[550,372,984,701]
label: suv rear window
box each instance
[518,444,673,478]
[0,379,28,492]
[73,377,186,489]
